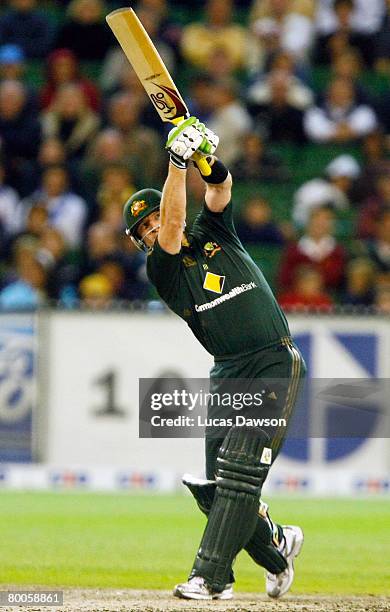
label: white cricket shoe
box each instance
[266,525,304,598]
[173,576,233,600]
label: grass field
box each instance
[0,492,389,595]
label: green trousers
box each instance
[205,338,306,479]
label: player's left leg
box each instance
[174,425,270,599]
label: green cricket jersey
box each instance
[147,201,290,358]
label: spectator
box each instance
[136,0,182,58]
[0,237,47,309]
[205,47,238,82]
[247,50,314,110]
[107,92,164,184]
[236,196,286,245]
[118,236,150,301]
[293,154,360,227]
[38,138,67,169]
[54,0,113,62]
[40,49,101,112]
[0,44,24,81]
[99,199,125,234]
[0,80,41,194]
[342,257,375,306]
[248,70,306,143]
[356,131,390,201]
[181,0,260,73]
[278,265,333,311]
[231,132,289,182]
[358,174,390,239]
[97,259,127,300]
[330,48,372,104]
[19,204,48,240]
[0,44,38,115]
[38,226,80,301]
[83,221,121,274]
[206,80,252,166]
[0,0,53,60]
[250,0,315,66]
[41,83,100,161]
[279,206,346,291]
[98,254,148,301]
[365,210,390,277]
[304,77,378,143]
[375,0,390,74]
[315,0,383,66]
[187,74,217,123]
[22,165,87,248]
[96,164,136,210]
[81,128,131,197]
[83,221,148,300]
[374,83,390,138]
[0,162,22,238]
[100,63,163,136]
[375,285,390,314]
[36,137,85,195]
[79,272,113,309]
[316,0,384,37]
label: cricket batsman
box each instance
[123,117,306,600]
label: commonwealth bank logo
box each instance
[203,272,225,294]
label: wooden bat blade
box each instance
[106,7,188,123]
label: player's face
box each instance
[137,210,160,248]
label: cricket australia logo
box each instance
[131,199,148,217]
[203,241,221,258]
[203,272,225,294]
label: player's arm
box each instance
[158,163,187,255]
[203,156,233,213]
[161,116,213,254]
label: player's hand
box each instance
[166,116,205,169]
[197,126,219,157]
[166,117,218,169]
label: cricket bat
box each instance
[106,7,211,176]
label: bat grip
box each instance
[192,152,212,176]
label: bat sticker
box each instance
[150,83,187,120]
[150,91,176,117]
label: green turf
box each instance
[0,492,389,594]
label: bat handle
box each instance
[192,152,212,176]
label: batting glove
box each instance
[166,117,218,168]
[166,117,205,169]
[198,126,219,157]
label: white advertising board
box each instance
[42,312,211,473]
[38,312,390,494]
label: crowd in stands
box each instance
[0,0,390,312]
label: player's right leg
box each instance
[174,425,270,599]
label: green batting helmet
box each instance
[123,188,162,251]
